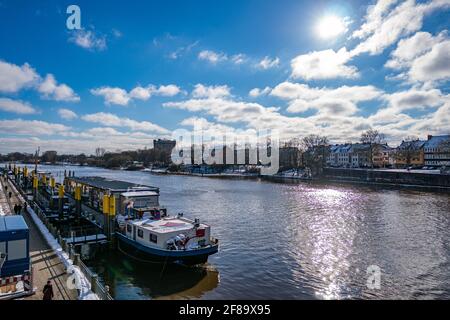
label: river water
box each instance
[13,165,450,299]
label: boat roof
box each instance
[131,217,203,234]
[0,216,29,232]
[121,191,159,197]
[66,176,159,193]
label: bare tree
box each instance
[395,136,421,167]
[301,134,330,175]
[360,129,386,168]
[301,134,329,150]
[95,147,106,158]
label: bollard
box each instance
[91,274,98,294]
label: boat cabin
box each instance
[124,215,211,251]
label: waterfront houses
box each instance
[424,135,450,167]
[394,140,426,168]
[327,143,373,168]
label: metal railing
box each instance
[11,179,113,300]
[68,246,113,300]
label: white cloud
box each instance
[198,50,249,66]
[93,84,181,105]
[287,98,358,116]
[384,88,445,112]
[129,86,152,101]
[0,119,70,136]
[258,56,280,70]
[69,29,107,51]
[0,98,37,114]
[192,84,231,99]
[58,108,78,120]
[90,87,130,106]
[155,84,181,96]
[270,82,382,116]
[409,40,450,82]
[0,60,79,102]
[290,48,358,80]
[352,0,400,40]
[249,87,271,98]
[385,31,450,83]
[351,0,450,56]
[198,50,227,64]
[168,41,199,59]
[0,60,39,93]
[385,31,444,69]
[231,54,246,65]
[82,112,169,134]
[271,82,382,102]
[38,74,80,102]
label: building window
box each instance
[150,233,157,243]
[138,229,144,238]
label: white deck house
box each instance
[125,216,211,251]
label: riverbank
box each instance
[146,169,450,191]
[321,168,450,191]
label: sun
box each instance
[316,15,348,39]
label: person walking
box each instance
[8,191,12,199]
[13,204,18,215]
[43,280,54,300]
[17,203,22,215]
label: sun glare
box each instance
[316,15,347,39]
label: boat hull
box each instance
[116,232,218,265]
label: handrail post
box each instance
[74,253,80,266]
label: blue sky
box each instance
[0,0,449,154]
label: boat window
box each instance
[126,224,132,233]
[138,229,144,238]
[150,233,157,243]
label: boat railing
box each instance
[13,183,113,300]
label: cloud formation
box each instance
[38,74,80,102]
[291,48,358,80]
[91,84,181,106]
[58,108,78,120]
[82,112,169,134]
[0,60,39,93]
[0,98,37,114]
[69,29,107,51]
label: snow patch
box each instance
[9,179,99,300]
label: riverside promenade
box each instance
[0,176,77,300]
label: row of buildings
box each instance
[326,135,450,169]
[153,135,450,169]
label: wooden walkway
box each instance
[0,177,78,300]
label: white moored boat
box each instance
[115,191,218,265]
